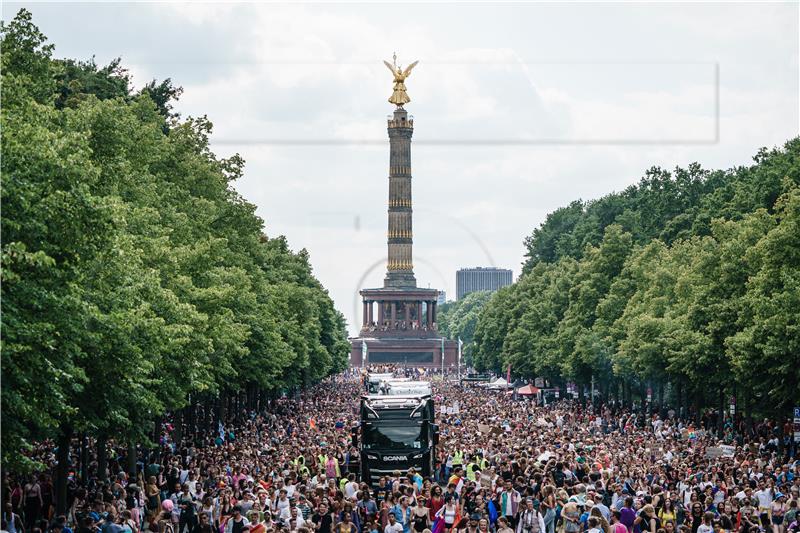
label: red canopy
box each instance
[516,384,540,396]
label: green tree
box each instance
[1,9,350,481]
[727,183,800,417]
[438,291,493,366]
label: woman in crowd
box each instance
[3,370,799,533]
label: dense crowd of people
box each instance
[3,368,799,533]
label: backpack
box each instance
[159,520,175,533]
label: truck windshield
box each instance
[362,424,424,450]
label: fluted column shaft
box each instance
[385,107,416,288]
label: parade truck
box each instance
[356,394,438,485]
[366,372,395,393]
[383,380,431,396]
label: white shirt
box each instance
[697,525,713,533]
[276,497,291,518]
[755,489,773,508]
[385,522,404,533]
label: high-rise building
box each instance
[456,267,513,300]
[437,291,447,305]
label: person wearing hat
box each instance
[772,493,787,531]
[515,499,544,533]
[465,514,481,533]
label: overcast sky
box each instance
[6,1,799,335]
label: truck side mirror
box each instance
[351,428,358,448]
[431,424,439,446]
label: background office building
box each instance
[456,267,513,300]
[437,291,447,305]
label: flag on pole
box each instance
[457,338,463,378]
[441,337,445,375]
[361,340,367,368]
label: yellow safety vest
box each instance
[466,462,478,481]
[318,454,328,470]
[452,450,464,466]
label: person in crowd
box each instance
[224,507,250,533]
[385,514,404,533]
[515,499,544,533]
[411,498,430,533]
[4,368,799,533]
[2,501,24,533]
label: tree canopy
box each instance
[472,138,800,422]
[1,9,350,472]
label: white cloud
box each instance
[8,1,797,334]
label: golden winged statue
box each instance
[384,53,419,107]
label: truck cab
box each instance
[358,394,437,485]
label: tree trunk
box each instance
[743,390,754,436]
[717,385,725,436]
[80,432,88,483]
[622,379,631,409]
[55,424,73,514]
[218,391,227,426]
[694,387,703,426]
[174,408,184,447]
[200,395,209,434]
[152,415,162,447]
[97,432,109,483]
[641,382,648,413]
[128,441,137,479]
[187,396,196,441]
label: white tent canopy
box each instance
[487,377,509,389]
